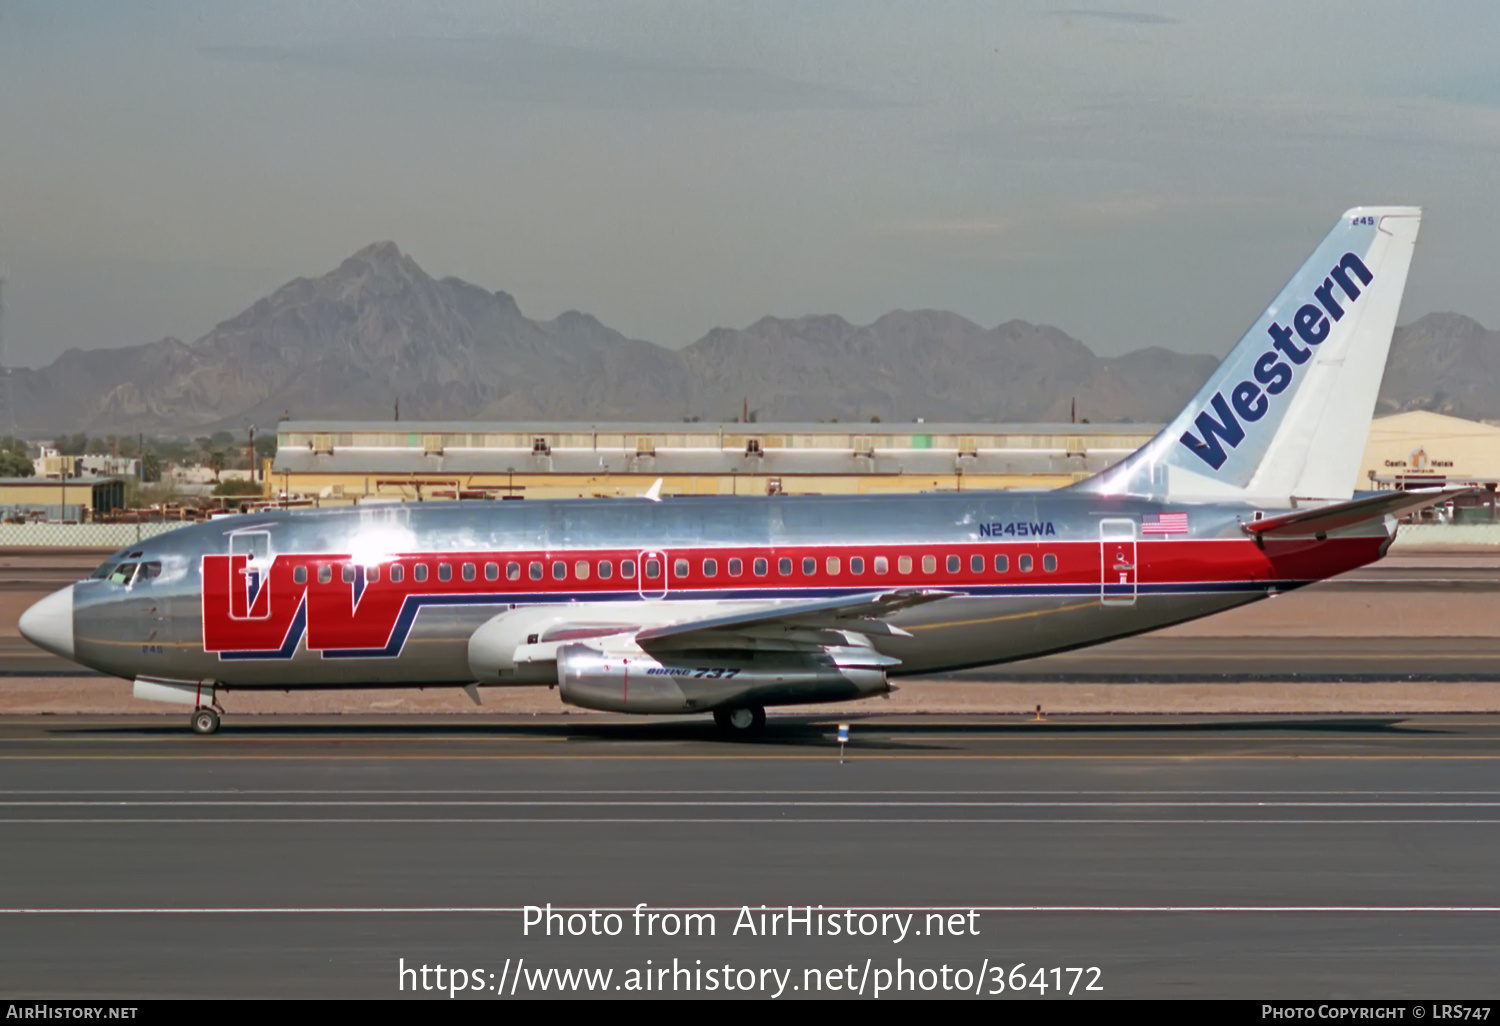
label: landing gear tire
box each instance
[713,705,766,736]
[191,707,220,736]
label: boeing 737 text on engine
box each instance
[19,207,1459,735]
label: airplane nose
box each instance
[18,585,75,661]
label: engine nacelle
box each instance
[555,642,891,714]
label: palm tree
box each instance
[207,450,226,482]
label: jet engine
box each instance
[555,641,892,714]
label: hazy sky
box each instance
[2,1,1498,368]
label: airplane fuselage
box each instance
[67,490,1387,692]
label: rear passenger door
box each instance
[1098,519,1138,606]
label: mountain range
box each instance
[9,242,1497,435]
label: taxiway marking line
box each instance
[6,818,1500,827]
[6,753,1500,761]
[7,787,1500,796]
[9,799,1500,808]
[3,735,569,744]
[12,734,1500,747]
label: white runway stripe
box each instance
[2,792,1500,798]
[5,816,1500,824]
[7,799,1500,807]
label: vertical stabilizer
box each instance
[1075,207,1421,502]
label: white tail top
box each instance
[1075,207,1421,503]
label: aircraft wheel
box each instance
[713,705,765,735]
[191,708,221,736]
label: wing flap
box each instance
[633,589,954,644]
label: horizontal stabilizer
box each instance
[1244,488,1471,538]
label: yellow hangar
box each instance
[270,420,1160,504]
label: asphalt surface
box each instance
[12,634,1500,682]
[3,713,1500,999]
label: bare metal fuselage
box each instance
[67,491,1386,705]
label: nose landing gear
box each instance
[713,704,766,736]
[191,707,221,735]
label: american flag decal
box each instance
[1141,512,1189,535]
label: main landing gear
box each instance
[191,707,221,736]
[713,704,766,736]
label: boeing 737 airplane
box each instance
[19,207,1459,734]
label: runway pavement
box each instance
[3,713,1500,998]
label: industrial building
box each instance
[0,476,126,523]
[1360,411,1500,487]
[262,411,1500,508]
[270,420,1159,503]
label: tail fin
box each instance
[1075,206,1421,502]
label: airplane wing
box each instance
[496,589,953,678]
[1243,488,1472,538]
[633,588,955,643]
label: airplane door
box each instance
[1099,519,1137,606]
[228,530,273,620]
[638,550,668,600]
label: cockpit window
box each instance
[90,562,119,580]
[108,563,138,585]
[137,562,162,581]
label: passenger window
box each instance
[1043,553,1058,573]
[703,558,717,577]
[779,557,793,576]
[462,563,476,582]
[674,558,689,578]
[874,556,888,575]
[802,556,816,575]
[318,565,332,584]
[485,562,499,581]
[946,555,960,574]
[898,556,912,574]
[754,557,768,577]
[293,566,307,585]
[529,562,542,581]
[507,562,520,580]
[367,565,380,583]
[826,556,840,575]
[414,564,428,582]
[342,564,356,584]
[621,560,636,579]
[1019,554,1033,573]
[645,558,661,579]
[922,555,936,574]
[598,561,613,580]
[728,558,743,577]
[970,554,983,573]
[552,561,566,580]
[438,563,452,582]
[994,554,1008,573]
[391,564,405,583]
[575,560,590,580]
[850,556,864,575]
